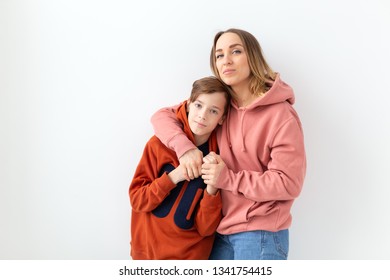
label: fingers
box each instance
[203,152,220,164]
[201,154,225,187]
[178,150,223,181]
[202,173,216,187]
[182,170,190,182]
[186,164,195,180]
[197,164,202,179]
[185,161,202,180]
[201,165,213,179]
[203,155,216,164]
[194,151,203,177]
[179,148,203,180]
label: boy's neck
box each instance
[194,134,210,146]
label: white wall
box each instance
[1,0,389,259]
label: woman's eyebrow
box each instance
[216,43,243,53]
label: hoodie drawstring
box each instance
[226,104,248,152]
[239,109,247,152]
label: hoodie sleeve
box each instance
[129,139,177,212]
[217,117,306,202]
[150,104,197,159]
[195,189,222,236]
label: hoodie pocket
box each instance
[247,201,278,220]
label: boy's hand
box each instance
[201,152,225,187]
[168,164,189,184]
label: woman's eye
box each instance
[232,49,241,54]
[216,54,223,59]
[211,109,218,115]
[194,103,201,108]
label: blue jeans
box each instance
[209,230,289,260]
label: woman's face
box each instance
[214,32,251,90]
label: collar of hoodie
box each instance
[224,73,295,153]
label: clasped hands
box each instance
[178,148,225,194]
[168,148,225,195]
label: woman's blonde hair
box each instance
[210,28,276,97]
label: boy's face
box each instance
[187,92,226,145]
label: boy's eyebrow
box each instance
[211,105,223,111]
[195,100,222,111]
[215,43,243,53]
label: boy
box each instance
[129,76,230,259]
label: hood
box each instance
[226,74,295,152]
[176,100,196,144]
[232,73,295,110]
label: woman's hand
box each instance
[179,148,203,180]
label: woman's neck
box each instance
[233,88,260,108]
[232,82,258,108]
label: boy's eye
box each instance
[194,103,201,108]
[211,109,218,115]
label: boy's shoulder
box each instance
[143,135,177,162]
[145,135,172,153]
[146,135,166,146]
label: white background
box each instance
[1,0,389,260]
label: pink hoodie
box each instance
[151,74,306,234]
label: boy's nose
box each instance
[199,109,206,120]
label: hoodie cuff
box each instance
[169,134,197,159]
[157,171,177,192]
[201,189,222,208]
[216,166,235,193]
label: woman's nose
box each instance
[222,54,232,65]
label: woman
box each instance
[151,28,306,260]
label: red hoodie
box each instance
[129,101,222,259]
